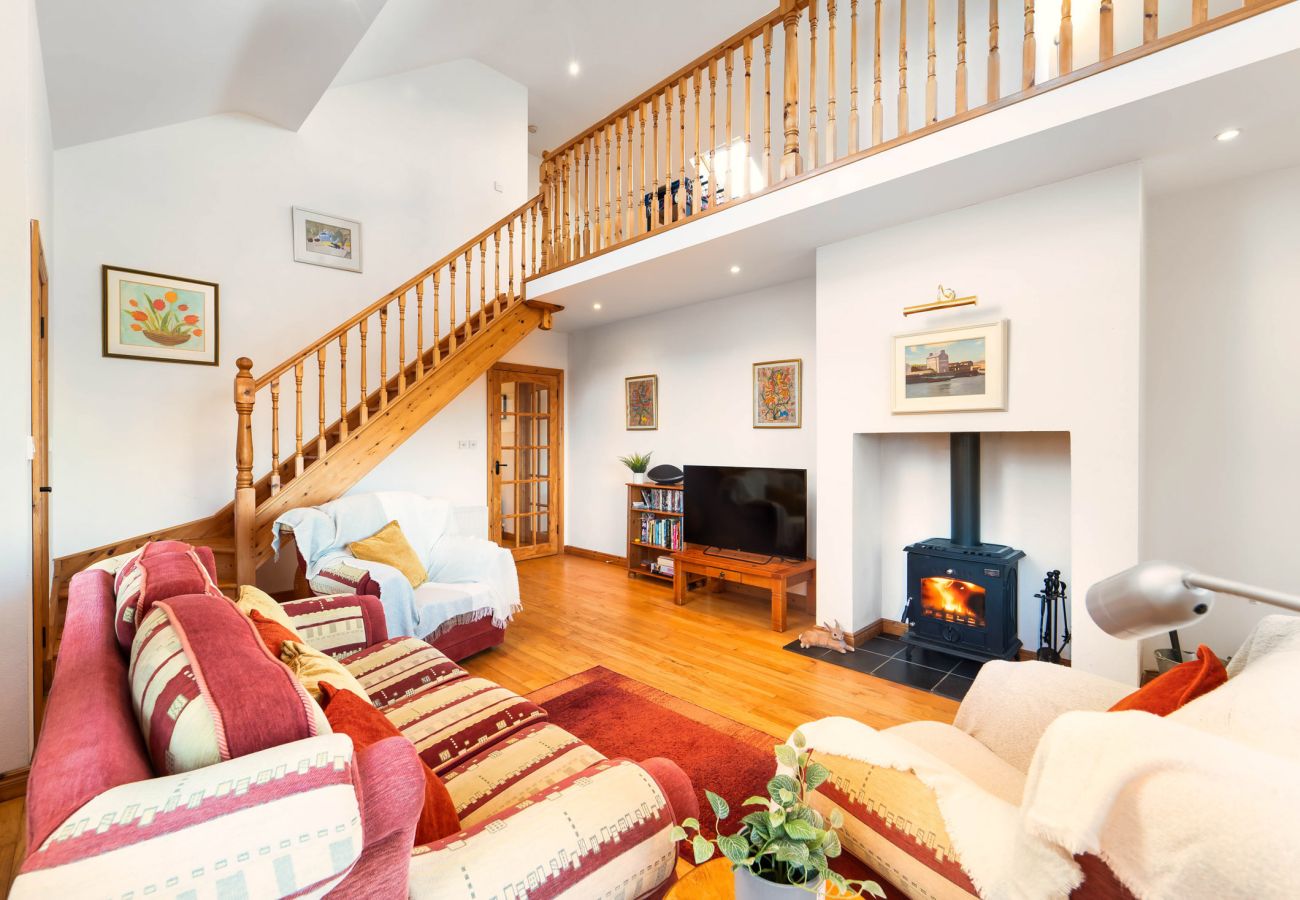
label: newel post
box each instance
[780,0,804,179]
[539,151,552,272]
[234,357,257,587]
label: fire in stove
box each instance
[920,576,987,627]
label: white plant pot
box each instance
[631,472,647,484]
[733,867,825,900]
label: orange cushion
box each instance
[1109,644,1227,716]
[248,609,302,660]
[320,682,460,845]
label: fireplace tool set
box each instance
[1035,569,1071,663]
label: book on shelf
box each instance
[638,488,683,513]
[638,513,682,550]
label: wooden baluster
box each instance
[359,318,369,424]
[379,307,389,408]
[293,360,304,476]
[562,150,571,262]
[724,50,734,201]
[665,88,674,224]
[614,122,623,242]
[873,0,884,143]
[709,59,718,204]
[989,0,1001,102]
[433,270,442,362]
[625,113,635,238]
[415,281,425,379]
[507,222,515,305]
[1192,0,1207,24]
[693,67,702,215]
[679,78,688,221]
[338,332,348,441]
[957,0,969,112]
[781,0,803,178]
[899,0,909,136]
[850,0,861,153]
[530,203,538,275]
[465,248,473,337]
[316,347,327,458]
[270,378,281,494]
[827,1,838,161]
[397,291,407,394]
[233,357,256,586]
[447,261,457,353]
[763,24,773,183]
[1023,0,1036,90]
[927,0,938,123]
[809,0,819,169]
[638,104,648,234]
[581,137,591,256]
[1143,0,1157,42]
[743,37,753,196]
[493,230,501,314]
[605,125,614,246]
[1059,0,1072,75]
[538,154,550,271]
[651,96,661,229]
[1099,0,1113,58]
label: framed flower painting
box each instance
[102,266,219,366]
[625,375,658,430]
[753,359,802,428]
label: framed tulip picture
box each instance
[102,266,219,366]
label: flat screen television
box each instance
[683,465,808,560]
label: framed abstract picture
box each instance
[102,266,219,366]
[892,320,1008,413]
[292,207,362,273]
[625,374,658,430]
[753,359,803,428]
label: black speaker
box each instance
[647,464,684,484]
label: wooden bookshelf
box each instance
[626,482,685,583]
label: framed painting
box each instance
[753,358,802,428]
[625,374,658,430]
[892,320,1008,413]
[292,207,362,273]
[102,266,219,366]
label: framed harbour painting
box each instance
[625,375,658,430]
[102,266,219,366]
[892,320,1008,413]
[753,358,802,428]
[292,207,362,272]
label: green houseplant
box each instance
[618,451,653,484]
[672,730,884,899]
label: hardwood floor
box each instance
[0,797,24,895]
[464,553,956,738]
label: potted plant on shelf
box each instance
[673,731,884,899]
[618,451,653,484]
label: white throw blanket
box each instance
[273,492,521,637]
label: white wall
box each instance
[51,60,529,556]
[567,279,816,559]
[1142,164,1300,662]
[817,165,1145,682]
[0,0,53,771]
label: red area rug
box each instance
[527,666,899,897]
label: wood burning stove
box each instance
[903,433,1025,662]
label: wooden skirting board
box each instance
[0,768,28,803]
[850,618,1070,665]
[564,545,627,566]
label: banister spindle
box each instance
[724,50,734,201]
[433,270,442,362]
[625,113,635,238]
[233,357,256,586]
[873,0,884,143]
[678,78,687,222]
[639,104,648,234]
[693,68,702,215]
[397,291,407,394]
[316,346,327,458]
[581,137,591,256]
[338,332,348,441]
[1023,0,1036,90]
[507,221,515,305]
[1143,0,1157,43]
[1059,0,1072,75]
[379,306,389,408]
[665,87,674,224]
[539,154,551,271]
[614,121,624,242]
[293,360,304,476]
[1192,0,1207,24]
[957,0,969,113]
[763,24,774,182]
[270,377,281,494]
[709,59,718,205]
[359,318,369,425]
[899,0,909,136]
[850,0,861,154]
[651,96,660,230]
[493,230,501,315]
[827,0,838,162]
[927,0,938,124]
[415,281,425,379]
[465,248,473,337]
[989,0,1001,101]
[743,37,753,196]
[1099,0,1114,58]
[448,261,457,353]
[780,0,803,178]
[605,125,614,246]
[561,150,571,261]
[530,203,538,275]
[809,0,819,169]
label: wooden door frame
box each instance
[30,220,50,736]
[487,363,564,559]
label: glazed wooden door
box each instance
[30,220,51,732]
[487,364,563,560]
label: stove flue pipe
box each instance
[950,432,981,547]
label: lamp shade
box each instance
[1085,561,1214,640]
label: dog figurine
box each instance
[798,620,854,654]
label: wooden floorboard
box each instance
[0,797,24,896]
[464,553,957,739]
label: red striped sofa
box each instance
[14,546,695,898]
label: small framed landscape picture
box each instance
[892,320,1008,413]
[102,266,219,366]
[625,375,658,430]
[292,207,362,273]
[753,358,802,428]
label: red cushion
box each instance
[1109,644,1227,716]
[320,682,461,845]
[248,608,300,659]
[114,543,224,651]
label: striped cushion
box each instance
[113,543,223,651]
[408,759,678,899]
[382,677,546,774]
[442,722,605,825]
[343,637,467,708]
[128,594,328,775]
[277,594,387,659]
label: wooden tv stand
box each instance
[671,545,816,632]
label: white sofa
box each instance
[273,492,520,659]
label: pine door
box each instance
[487,364,563,560]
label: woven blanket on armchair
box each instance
[273,492,520,651]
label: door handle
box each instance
[39,486,52,493]
[493,461,509,475]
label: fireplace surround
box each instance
[903,433,1025,661]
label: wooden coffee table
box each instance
[671,546,816,631]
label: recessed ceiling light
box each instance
[730,265,741,274]
[568,61,581,76]
[593,302,602,310]
[1216,128,1241,142]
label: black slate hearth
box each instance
[783,633,982,702]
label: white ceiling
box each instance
[332,0,772,155]
[38,0,387,149]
